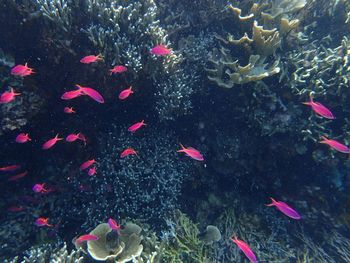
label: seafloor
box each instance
[0,0,350,262]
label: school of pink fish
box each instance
[1,42,345,262]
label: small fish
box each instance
[128,120,146,133]
[303,96,335,119]
[7,206,25,212]
[42,134,63,150]
[61,89,82,100]
[0,165,21,172]
[76,234,99,245]
[120,148,138,158]
[119,86,134,100]
[32,183,50,193]
[64,107,76,114]
[109,65,127,75]
[0,88,21,104]
[320,136,350,153]
[108,218,121,231]
[231,236,258,263]
[266,198,301,220]
[11,63,35,77]
[150,44,172,56]
[34,217,53,227]
[66,133,81,142]
[177,143,204,161]
[80,159,96,170]
[76,84,105,103]
[15,133,31,143]
[80,54,103,64]
[8,171,28,181]
[88,166,96,176]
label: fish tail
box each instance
[177,143,186,152]
[142,120,146,126]
[320,136,328,143]
[266,197,277,206]
[55,134,63,141]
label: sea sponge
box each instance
[201,225,222,245]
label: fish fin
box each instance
[302,102,312,106]
[320,136,328,143]
[177,143,186,152]
[141,120,146,126]
[266,197,277,206]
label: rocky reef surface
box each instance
[1,0,350,262]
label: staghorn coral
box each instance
[56,124,194,230]
[207,47,280,88]
[4,242,84,263]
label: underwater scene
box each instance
[1,0,350,262]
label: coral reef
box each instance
[0,50,44,136]
[78,222,143,262]
[4,242,84,263]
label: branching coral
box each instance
[4,243,84,263]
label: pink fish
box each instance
[80,159,96,170]
[76,84,105,103]
[302,96,335,119]
[150,44,172,56]
[266,198,301,220]
[61,89,82,100]
[119,86,134,100]
[0,88,21,104]
[66,133,81,142]
[108,218,121,231]
[8,171,28,181]
[177,143,204,161]
[128,120,146,133]
[11,63,35,77]
[64,107,76,114]
[0,165,21,172]
[88,166,96,176]
[34,217,53,227]
[231,236,258,263]
[32,183,50,193]
[109,65,127,75]
[80,54,103,64]
[320,136,350,153]
[16,133,31,143]
[120,148,138,158]
[42,134,63,149]
[76,234,99,245]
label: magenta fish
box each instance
[320,136,350,153]
[0,88,21,104]
[119,86,134,100]
[76,84,105,103]
[11,63,35,77]
[109,65,127,75]
[80,54,103,64]
[76,234,99,245]
[61,89,82,100]
[150,44,172,56]
[128,120,146,133]
[266,198,301,220]
[302,96,335,119]
[88,166,96,176]
[16,133,31,143]
[42,134,63,149]
[34,217,53,227]
[231,236,258,263]
[108,218,121,231]
[80,159,96,170]
[33,183,51,193]
[177,143,204,161]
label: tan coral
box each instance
[252,21,280,56]
[85,222,143,262]
[206,48,280,88]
